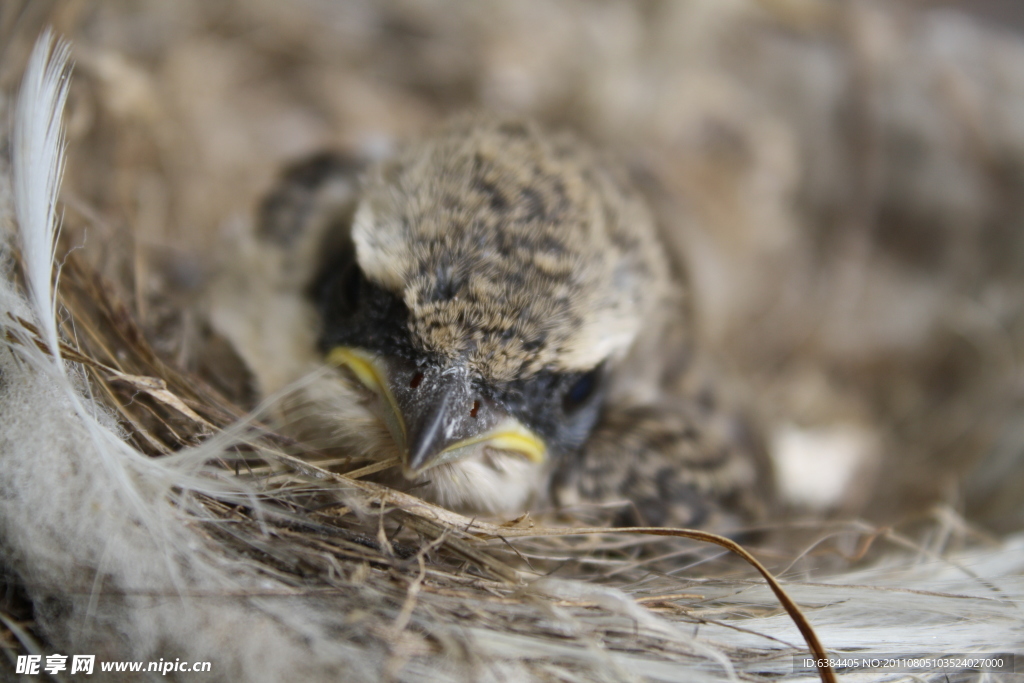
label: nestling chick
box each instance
[210,117,770,526]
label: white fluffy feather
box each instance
[12,29,68,359]
[1,29,376,681]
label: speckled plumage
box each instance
[213,116,771,525]
[351,118,668,379]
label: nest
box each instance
[2,1,1024,681]
[6,202,841,680]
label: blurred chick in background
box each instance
[211,116,772,527]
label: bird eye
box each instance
[562,367,601,413]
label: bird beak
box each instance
[327,347,546,476]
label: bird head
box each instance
[312,118,671,481]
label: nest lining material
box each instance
[1,15,1023,683]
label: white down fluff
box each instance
[0,30,382,682]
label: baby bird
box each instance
[211,117,770,527]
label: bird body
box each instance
[211,117,770,525]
